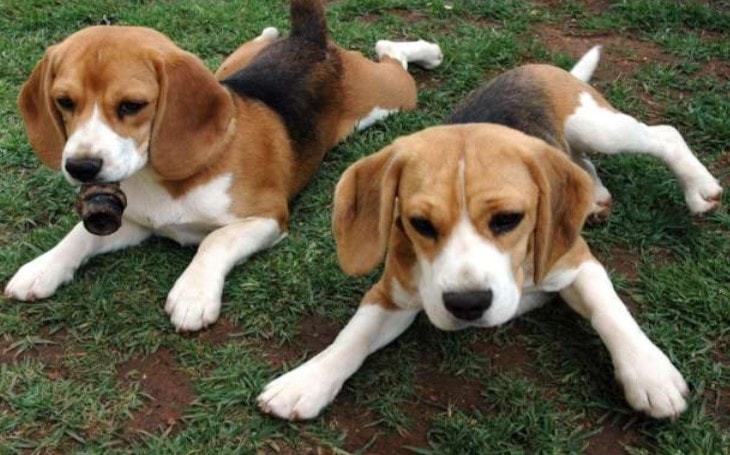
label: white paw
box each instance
[410,39,444,70]
[375,39,444,70]
[258,360,342,420]
[375,40,408,69]
[615,347,688,419]
[4,253,73,301]
[256,26,279,42]
[165,269,222,332]
[684,175,722,214]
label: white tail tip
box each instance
[570,45,602,82]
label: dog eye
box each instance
[117,101,148,118]
[56,97,75,111]
[489,212,524,235]
[409,217,438,239]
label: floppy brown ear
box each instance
[527,143,593,284]
[18,48,66,169]
[151,51,236,181]
[332,145,403,276]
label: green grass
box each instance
[0,0,728,453]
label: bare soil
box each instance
[117,347,196,439]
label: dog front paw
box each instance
[165,269,222,331]
[684,176,722,214]
[258,361,342,420]
[5,254,73,301]
[616,348,688,419]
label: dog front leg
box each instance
[165,217,285,331]
[5,220,151,301]
[258,303,419,420]
[559,260,688,418]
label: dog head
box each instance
[333,124,593,330]
[18,26,235,184]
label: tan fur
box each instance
[333,124,594,308]
[526,64,615,128]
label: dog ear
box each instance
[527,143,593,284]
[333,145,404,276]
[151,51,235,181]
[18,47,66,169]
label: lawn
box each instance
[0,0,728,453]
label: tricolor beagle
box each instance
[4,0,443,331]
[258,47,722,420]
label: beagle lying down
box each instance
[259,47,722,420]
[4,0,443,331]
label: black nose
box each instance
[65,158,103,182]
[443,290,492,321]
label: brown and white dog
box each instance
[258,47,722,420]
[4,0,443,331]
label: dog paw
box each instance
[616,348,688,419]
[4,254,73,301]
[165,270,222,332]
[258,361,342,420]
[684,176,722,214]
[410,40,443,70]
[588,195,613,224]
[375,39,443,70]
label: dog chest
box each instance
[121,170,239,244]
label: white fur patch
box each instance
[391,276,421,310]
[255,26,279,42]
[121,169,239,245]
[355,106,398,131]
[417,215,521,330]
[62,104,147,183]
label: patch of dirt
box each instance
[708,345,730,430]
[328,401,433,455]
[532,0,613,14]
[533,23,673,80]
[0,328,70,380]
[583,417,645,455]
[194,317,240,345]
[603,245,640,281]
[117,347,195,439]
[357,9,429,25]
[413,69,444,90]
[709,151,730,188]
[261,314,342,369]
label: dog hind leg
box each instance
[565,92,722,214]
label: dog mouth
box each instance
[74,182,127,236]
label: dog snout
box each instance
[443,290,492,321]
[65,157,103,182]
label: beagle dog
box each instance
[3,0,443,331]
[258,47,723,420]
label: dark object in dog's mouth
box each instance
[75,183,127,236]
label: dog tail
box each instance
[570,45,601,82]
[290,0,327,48]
